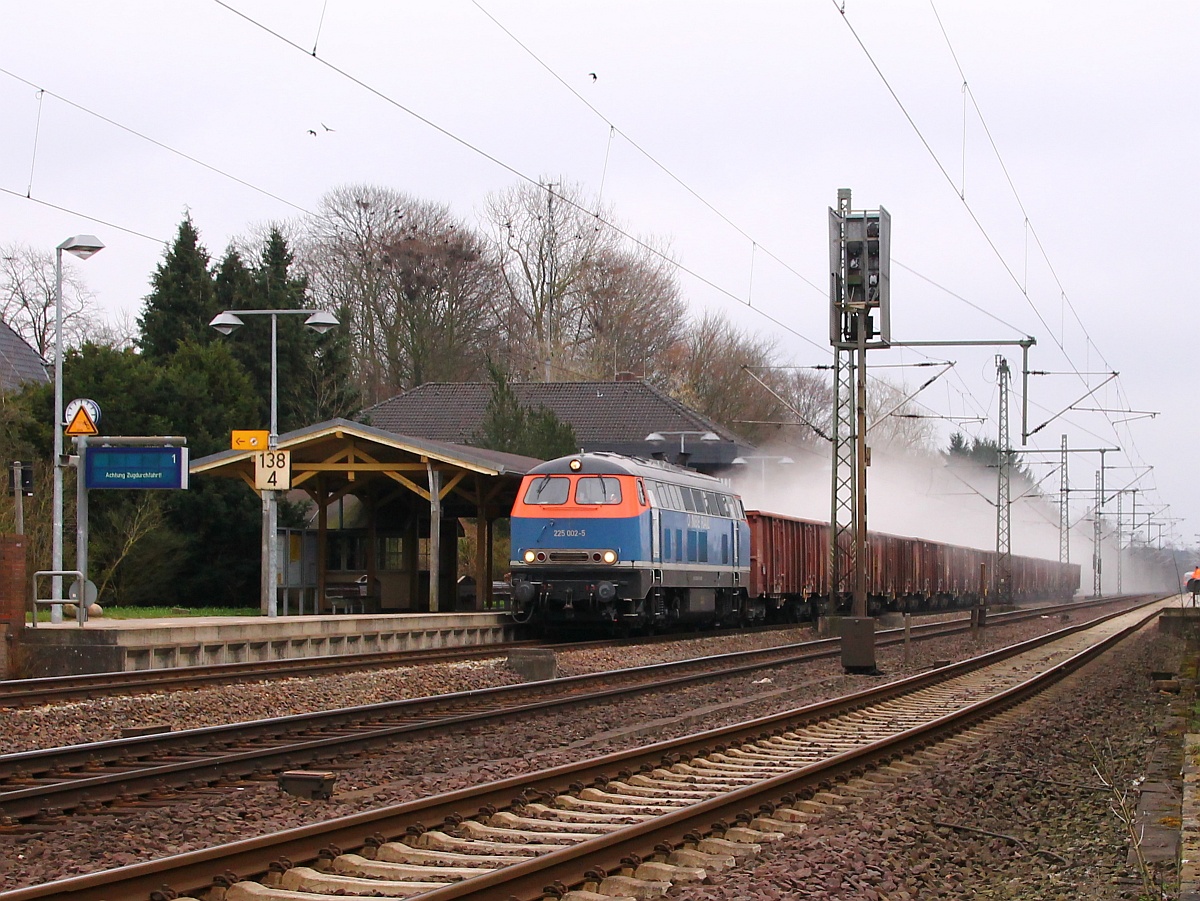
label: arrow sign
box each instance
[232,430,270,451]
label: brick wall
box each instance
[0,535,27,632]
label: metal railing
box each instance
[31,570,85,627]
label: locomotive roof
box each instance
[528,452,731,491]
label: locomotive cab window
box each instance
[523,476,570,505]
[575,476,622,505]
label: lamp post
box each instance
[644,430,720,468]
[52,235,104,623]
[210,308,338,616]
[731,454,794,494]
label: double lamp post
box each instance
[210,308,337,616]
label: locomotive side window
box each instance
[575,476,622,504]
[636,479,646,506]
[682,488,699,513]
[715,494,731,517]
[523,476,570,505]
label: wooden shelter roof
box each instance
[190,418,542,506]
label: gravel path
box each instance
[0,603,1180,895]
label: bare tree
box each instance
[572,239,687,381]
[662,309,782,444]
[866,379,939,451]
[299,185,499,403]
[484,179,616,380]
[0,243,97,360]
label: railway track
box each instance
[0,596,1128,708]
[0,598,1165,901]
[0,597,1150,824]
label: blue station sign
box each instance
[85,446,190,490]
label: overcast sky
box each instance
[1,1,1195,559]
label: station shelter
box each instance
[190,419,542,615]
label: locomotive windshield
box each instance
[523,476,570,505]
[575,476,622,505]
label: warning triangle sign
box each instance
[64,405,99,437]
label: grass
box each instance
[29,605,259,622]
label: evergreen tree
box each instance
[946,431,1034,482]
[473,365,577,460]
[138,216,220,361]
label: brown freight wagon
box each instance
[746,510,1080,616]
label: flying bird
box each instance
[589,72,597,82]
[307,129,317,136]
[322,123,335,132]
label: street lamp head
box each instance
[731,457,748,466]
[645,432,665,443]
[779,457,795,465]
[700,432,720,442]
[304,310,339,334]
[57,235,105,260]
[209,311,244,336]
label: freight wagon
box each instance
[510,452,1081,634]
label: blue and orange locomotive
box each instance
[509,452,757,631]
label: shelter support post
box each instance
[427,462,441,612]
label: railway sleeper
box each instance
[578,787,693,808]
[410,829,555,856]
[561,891,638,901]
[555,793,679,815]
[457,818,593,844]
[576,872,672,899]
[278,865,456,895]
[522,800,651,824]
[489,809,631,834]
[374,839,519,867]
[327,851,495,882]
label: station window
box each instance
[327,533,367,571]
[575,476,622,504]
[523,475,570,505]
[377,536,404,571]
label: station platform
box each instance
[1158,603,1200,639]
[16,612,519,677]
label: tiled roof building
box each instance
[0,321,49,392]
[362,380,756,470]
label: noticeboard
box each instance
[85,446,190,490]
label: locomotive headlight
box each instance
[601,549,617,564]
[523,549,537,564]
